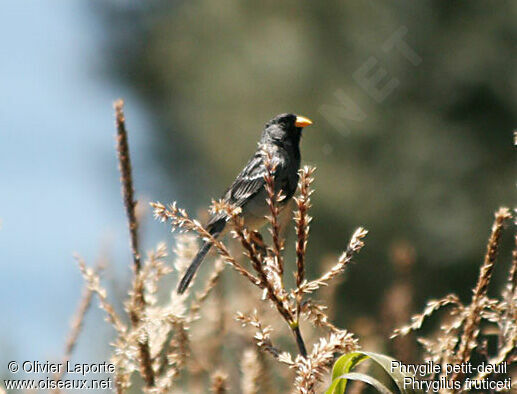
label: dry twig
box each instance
[262,148,285,276]
[53,258,105,392]
[451,207,511,384]
[114,99,154,387]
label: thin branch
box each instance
[391,295,462,338]
[509,211,517,295]
[189,258,225,320]
[301,299,340,332]
[230,214,292,323]
[262,148,284,276]
[293,330,359,393]
[294,166,314,290]
[76,255,126,334]
[152,201,261,287]
[451,207,511,386]
[236,310,283,360]
[114,99,154,387]
[115,99,141,273]
[293,166,315,326]
[53,259,104,392]
[295,227,368,296]
[226,208,308,357]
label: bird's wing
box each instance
[207,147,288,229]
[206,152,267,228]
[225,151,268,207]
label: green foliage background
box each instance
[95,0,515,343]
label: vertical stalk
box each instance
[114,99,155,387]
[292,324,308,358]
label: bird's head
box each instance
[261,113,313,146]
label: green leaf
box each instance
[330,372,392,394]
[361,352,419,394]
[326,351,424,394]
[327,352,369,393]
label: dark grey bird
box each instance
[177,113,313,294]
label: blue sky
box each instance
[0,1,161,366]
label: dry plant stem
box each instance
[52,271,98,393]
[390,206,514,391]
[76,256,126,334]
[301,300,340,332]
[293,326,308,358]
[61,286,93,364]
[294,167,314,289]
[391,294,461,338]
[59,257,105,361]
[294,167,314,324]
[54,259,107,392]
[499,216,517,354]
[230,213,308,357]
[115,99,141,273]
[114,99,154,387]
[153,188,313,356]
[189,259,225,320]
[263,149,284,275]
[75,258,127,394]
[152,202,261,287]
[293,330,359,393]
[153,176,369,386]
[451,207,511,386]
[170,320,190,372]
[295,227,368,296]
[233,219,289,319]
[510,218,517,295]
[235,311,283,360]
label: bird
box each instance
[177,113,313,294]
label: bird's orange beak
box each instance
[295,115,313,128]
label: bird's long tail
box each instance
[177,219,225,294]
[177,241,212,294]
